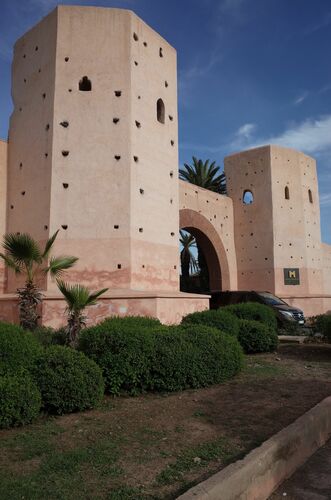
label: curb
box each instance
[278,335,307,344]
[177,396,331,500]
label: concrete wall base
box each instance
[0,290,210,328]
[177,396,331,500]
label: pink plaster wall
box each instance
[179,180,238,291]
[0,140,7,293]
[45,6,179,293]
[322,244,331,295]
[6,9,57,292]
[41,291,209,328]
[225,146,275,292]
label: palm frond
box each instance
[42,230,60,259]
[2,233,43,265]
[179,230,196,249]
[0,253,22,274]
[179,157,227,194]
[179,230,199,274]
[46,256,78,277]
[57,280,107,312]
[85,287,108,305]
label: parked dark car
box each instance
[210,290,305,326]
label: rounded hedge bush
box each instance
[0,373,41,428]
[237,319,278,353]
[224,302,277,332]
[78,321,155,395]
[98,315,161,329]
[0,322,42,376]
[32,326,67,348]
[79,319,243,394]
[181,309,240,337]
[312,314,331,342]
[150,325,244,392]
[33,346,104,414]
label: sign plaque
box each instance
[283,268,300,285]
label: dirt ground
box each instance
[0,343,330,499]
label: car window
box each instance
[257,292,287,306]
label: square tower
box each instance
[224,145,323,297]
[7,6,179,293]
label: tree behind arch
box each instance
[179,157,227,194]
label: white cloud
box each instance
[181,115,331,159]
[235,123,256,139]
[249,115,331,155]
[293,91,309,105]
[226,122,257,151]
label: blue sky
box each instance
[1,0,331,243]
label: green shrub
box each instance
[311,314,331,342]
[237,319,278,353]
[79,319,243,394]
[33,346,104,414]
[99,315,161,329]
[277,319,302,336]
[0,374,41,428]
[32,326,67,347]
[149,326,195,392]
[78,321,155,395]
[150,325,243,392]
[0,322,42,376]
[181,309,240,336]
[224,302,277,332]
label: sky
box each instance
[1,0,331,243]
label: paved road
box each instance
[270,438,331,499]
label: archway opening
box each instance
[179,227,222,294]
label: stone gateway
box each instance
[0,6,330,326]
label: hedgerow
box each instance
[33,346,104,414]
[237,319,278,353]
[181,309,240,337]
[79,318,243,394]
[0,374,41,428]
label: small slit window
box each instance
[157,99,165,123]
[243,190,254,205]
[285,186,290,200]
[308,189,313,203]
[79,76,92,91]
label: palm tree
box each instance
[57,280,108,347]
[179,157,227,194]
[179,230,199,278]
[0,231,78,330]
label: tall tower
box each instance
[224,145,323,298]
[7,6,179,293]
